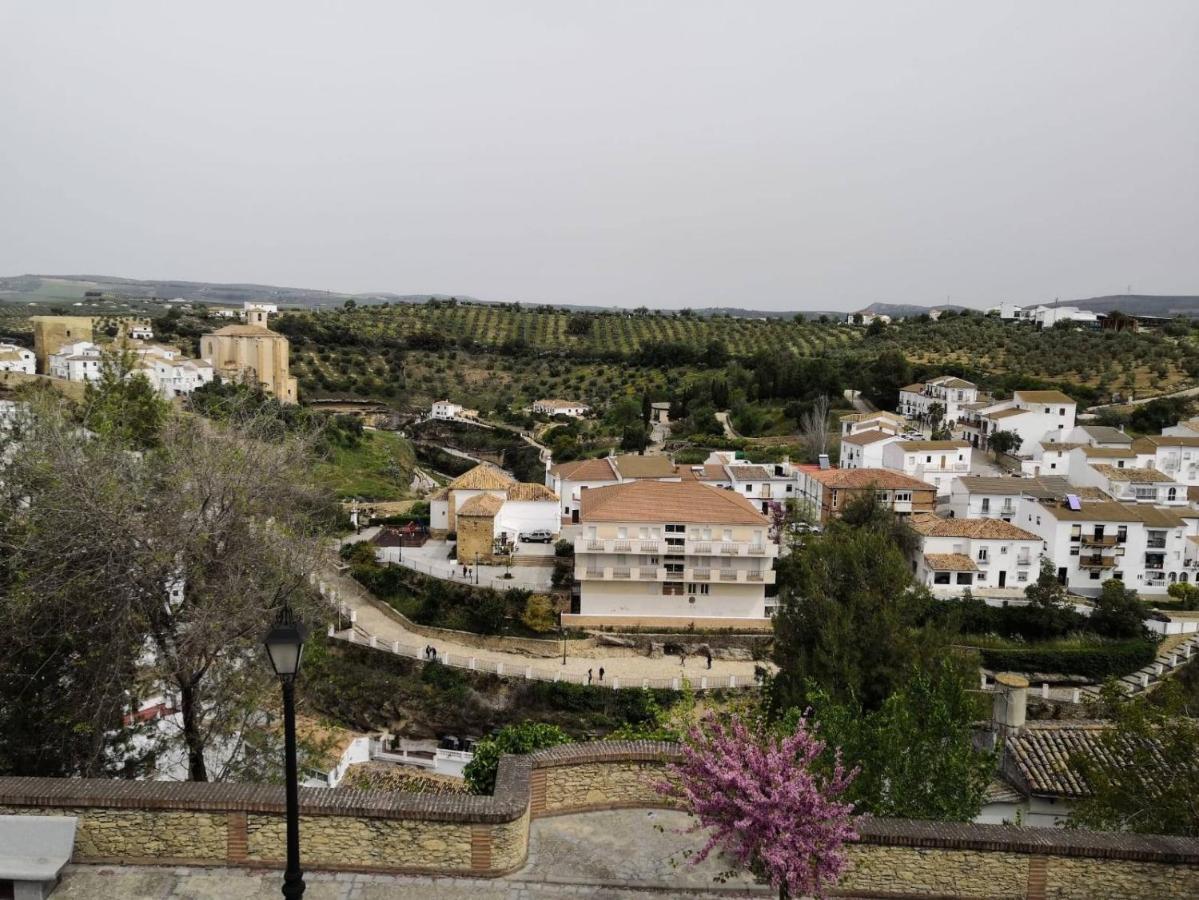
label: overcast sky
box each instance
[2,2,1197,311]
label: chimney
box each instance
[818,453,830,470]
[991,672,1028,745]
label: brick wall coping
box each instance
[2,740,1199,865]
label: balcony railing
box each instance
[1146,541,1167,550]
[580,538,777,557]
[586,540,604,551]
[719,570,739,581]
[976,557,990,566]
[1079,557,1117,569]
[693,542,712,554]
[613,568,631,579]
[1081,535,1118,547]
[613,541,632,552]
[720,543,739,555]
[1016,556,1032,566]
[746,571,764,582]
[692,568,710,580]
[575,565,775,585]
[748,545,767,555]
[639,566,659,579]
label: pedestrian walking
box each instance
[705,649,712,670]
[679,650,686,667]
[598,667,605,682]
[587,668,593,685]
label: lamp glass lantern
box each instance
[263,609,309,682]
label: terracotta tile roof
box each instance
[448,463,516,490]
[924,553,977,572]
[612,454,678,479]
[550,458,618,481]
[1090,465,1175,483]
[725,465,772,481]
[935,377,977,389]
[1079,425,1133,445]
[1081,447,1137,459]
[804,467,933,491]
[909,513,1040,540]
[1015,390,1077,404]
[457,493,505,516]
[840,411,906,423]
[505,483,558,502]
[579,480,768,526]
[900,383,927,394]
[1139,435,1199,449]
[210,323,279,337]
[1039,441,1087,452]
[843,429,898,446]
[998,721,1175,800]
[895,440,971,451]
[987,407,1030,420]
[952,476,1065,496]
[1136,506,1187,528]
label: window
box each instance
[1000,545,1008,554]
[662,582,683,596]
[977,547,989,561]
[1117,525,1127,543]
[933,572,951,584]
[926,455,932,463]
[956,573,973,585]
[1169,487,1178,501]
[1044,407,1051,413]
[1070,546,1080,556]
[1017,571,1029,583]
[1060,407,1066,415]
[1089,571,1101,581]
[981,498,991,513]
[1113,571,1123,581]
[617,527,627,539]
[895,492,911,502]
[665,524,685,534]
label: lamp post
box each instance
[263,607,310,899]
[474,551,480,585]
[560,619,566,666]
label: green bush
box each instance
[463,722,572,794]
[977,640,1157,680]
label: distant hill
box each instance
[859,302,971,318]
[1068,295,1199,317]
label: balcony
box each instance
[719,570,739,581]
[613,540,632,552]
[914,462,970,476]
[575,564,775,585]
[1078,557,1117,569]
[748,544,767,555]
[613,567,631,579]
[1016,555,1032,566]
[692,568,711,581]
[692,542,712,554]
[747,571,764,582]
[586,540,604,551]
[720,543,740,555]
[639,541,662,553]
[580,537,777,557]
[1081,535,1118,547]
[1146,540,1167,550]
[639,566,659,580]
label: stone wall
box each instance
[2,743,1198,897]
[456,512,495,564]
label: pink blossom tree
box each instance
[656,712,858,899]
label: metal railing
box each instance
[330,630,758,692]
[692,568,711,580]
[720,570,739,581]
[720,543,739,555]
[613,567,631,579]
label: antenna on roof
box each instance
[1066,494,1082,511]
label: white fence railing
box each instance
[329,629,758,692]
[392,555,550,591]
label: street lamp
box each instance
[263,606,310,899]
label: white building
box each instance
[846,311,891,326]
[677,451,803,516]
[839,429,904,469]
[994,304,1100,329]
[429,463,560,541]
[881,439,973,497]
[135,354,215,398]
[430,399,464,420]
[532,399,590,418]
[962,390,1077,454]
[839,410,907,438]
[129,324,154,340]
[1131,434,1199,486]
[1067,461,1187,507]
[1020,498,1190,596]
[48,340,103,382]
[244,301,279,316]
[948,475,1078,523]
[570,480,776,627]
[0,343,36,375]
[908,513,1043,594]
[897,376,981,425]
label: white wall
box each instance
[579,579,766,619]
[495,500,560,538]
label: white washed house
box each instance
[881,440,973,497]
[48,340,103,382]
[0,343,36,375]
[908,513,1042,594]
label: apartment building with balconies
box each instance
[897,375,981,424]
[908,513,1043,595]
[881,439,973,496]
[961,390,1077,454]
[1021,498,1189,596]
[569,480,776,627]
[947,475,1084,523]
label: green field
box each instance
[315,430,417,500]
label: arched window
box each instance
[1168,487,1177,501]
[1168,572,1177,584]
[1181,572,1189,584]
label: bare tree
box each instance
[798,395,832,461]
[0,397,333,780]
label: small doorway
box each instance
[1057,567,1068,585]
[998,571,1007,588]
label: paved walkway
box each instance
[55,811,770,898]
[322,566,765,689]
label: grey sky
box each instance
[2,2,1197,311]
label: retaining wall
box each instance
[1,742,1197,898]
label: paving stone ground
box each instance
[54,810,772,899]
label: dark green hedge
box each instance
[979,640,1157,680]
